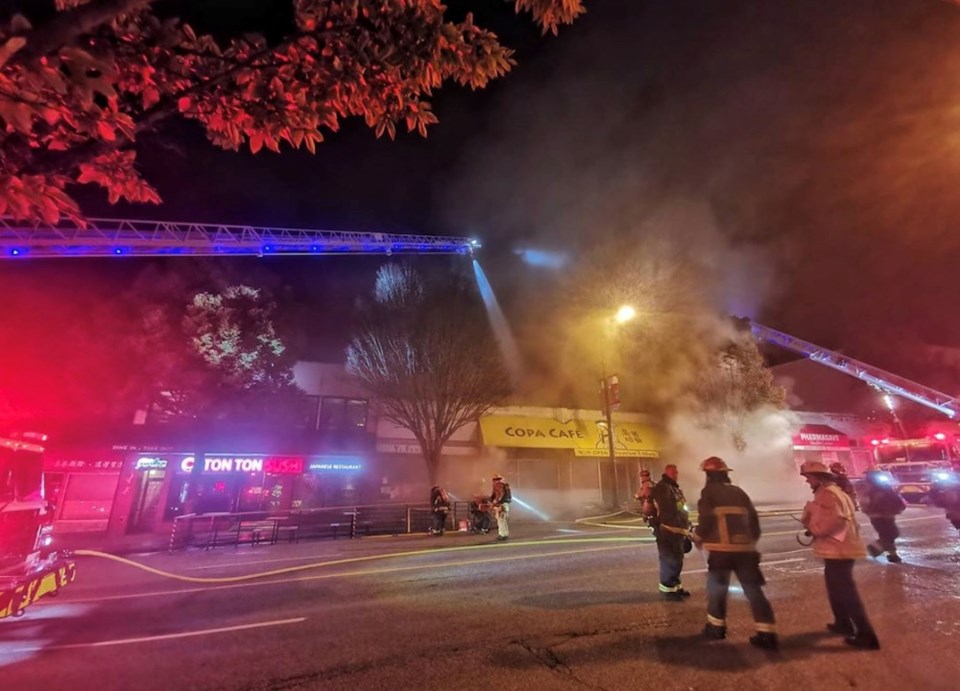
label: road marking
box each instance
[763,514,942,538]
[4,617,305,653]
[50,544,646,604]
[684,558,805,575]
[185,535,656,570]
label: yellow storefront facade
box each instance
[475,409,666,515]
[479,415,661,458]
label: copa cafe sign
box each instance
[479,415,660,458]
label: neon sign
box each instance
[178,455,304,474]
[309,460,363,472]
[135,457,168,470]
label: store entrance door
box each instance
[130,469,165,533]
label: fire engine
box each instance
[0,430,76,619]
[867,434,960,503]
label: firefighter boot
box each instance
[845,632,881,650]
[703,623,726,640]
[749,632,779,651]
[886,550,902,564]
[866,543,883,558]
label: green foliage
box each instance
[0,0,585,222]
[125,277,300,422]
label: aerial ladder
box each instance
[0,217,480,258]
[743,319,960,420]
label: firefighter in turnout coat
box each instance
[694,457,778,650]
[859,470,906,563]
[801,460,880,650]
[650,464,691,600]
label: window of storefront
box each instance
[570,460,601,489]
[60,473,120,520]
[518,459,560,489]
[319,397,368,430]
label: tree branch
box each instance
[19,0,155,62]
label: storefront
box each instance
[791,424,856,471]
[113,451,370,535]
[478,412,662,513]
[42,455,125,533]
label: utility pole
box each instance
[602,374,619,506]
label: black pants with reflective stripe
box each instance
[824,558,876,637]
[869,517,899,552]
[706,551,775,630]
[656,534,684,590]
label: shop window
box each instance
[43,473,65,516]
[59,474,120,520]
[570,460,600,489]
[518,459,560,489]
[319,397,367,430]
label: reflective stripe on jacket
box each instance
[803,483,866,559]
[695,480,760,553]
[651,476,689,533]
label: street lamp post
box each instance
[601,305,636,507]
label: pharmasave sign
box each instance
[792,425,850,450]
[479,415,660,458]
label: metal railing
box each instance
[167,501,477,551]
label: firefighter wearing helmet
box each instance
[693,457,778,650]
[859,469,906,563]
[799,460,880,650]
[929,470,960,535]
[829,461,859,509]
[649,464,691,600]
[490,474,512,542]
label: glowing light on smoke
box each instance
[511,493,551,521]
[472,260,522,384]
[514,248,569,269]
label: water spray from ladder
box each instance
[472,260,522,386]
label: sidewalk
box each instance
[51,530,171,556]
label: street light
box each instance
[601,305,635,507]
[615,305,636,324]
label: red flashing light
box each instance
[870,439,880,446]
[881,438,890,445]
[934,432,947,441]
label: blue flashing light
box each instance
[9,248,23,256]
[263,245,273,253]
[112,247,126,255]
[935,471,951,481]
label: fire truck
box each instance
[0,430,76,619]
[867,434,960,503]
[744,319,960,502]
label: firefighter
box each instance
[800,460,880,650]
[929,471,960,535]
[650,464,691,600]
[859,470,906,563]
[635,467,655,522]
[694,457,778,650]
[490,474,512,542]
[829,461,859,509]
[429,485,451,536]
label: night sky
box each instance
[6,0,960,405]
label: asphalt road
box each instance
[2,507,959,691]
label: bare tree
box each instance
[347,265,511,484]
[693,335,786,451]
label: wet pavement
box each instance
[2,507,958,690]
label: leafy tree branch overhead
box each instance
[0,0,586,223]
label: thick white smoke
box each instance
[666,406,810,506]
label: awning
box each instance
[792,424,850,450]
[479,415,660,458]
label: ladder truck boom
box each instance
[0,217,480,259]
[745,320,960,420]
